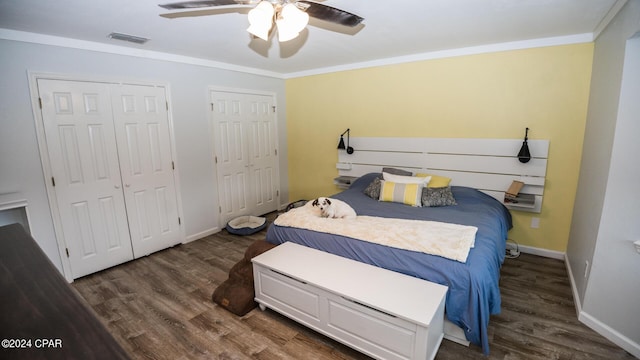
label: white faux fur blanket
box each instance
[274,203,477,263]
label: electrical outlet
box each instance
[531,217,540,229]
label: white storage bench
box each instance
[252,242,448,360]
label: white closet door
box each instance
[212,92,251,225]
[111,84,181,257]
[246,96,278,217]
[211,90,279,226]
[38,79,134,278]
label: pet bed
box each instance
[225,215,267,236]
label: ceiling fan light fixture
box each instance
[161,0,365,43]
[276,3,309,42]
[247,22,271,41]
[276,20,299,42]
[247,0,274,41]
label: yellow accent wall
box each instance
[285,44,593,252]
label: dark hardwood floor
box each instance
[73,219,634,360]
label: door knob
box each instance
[115,185,121,189]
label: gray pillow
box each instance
[363,177,381,199]
[421,187,457,207]
[382,167,412,176]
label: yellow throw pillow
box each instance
[379,180,423,207]
[416,173,451,188]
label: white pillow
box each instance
[382,172,431,185]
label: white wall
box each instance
[566,0,640,356]
[0,39,288,274]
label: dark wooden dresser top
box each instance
[0,223,130,359]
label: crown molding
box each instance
[2,28,598,80]
[593,0,629,40]
[0,28,285,79]
[283,33,594,78]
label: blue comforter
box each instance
[266,173,512,354]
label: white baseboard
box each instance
[579,308,640,357]
[564,255,640,358]
[184,226,220,243]
[564,253,583,319]
[517,244,565,260]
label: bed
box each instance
[266,172,513,355]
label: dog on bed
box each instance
[312,197,357,220]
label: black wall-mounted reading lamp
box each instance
[337,128,354,154]
[518,127,531,163]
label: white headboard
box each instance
[337,137,549,213]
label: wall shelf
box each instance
[334,176,358,189]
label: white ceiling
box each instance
[0,0,625,77]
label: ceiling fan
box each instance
[159,0,364,42]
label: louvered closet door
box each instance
[38,79,134,279]
[212,90,279,226]
[111,84,181,257]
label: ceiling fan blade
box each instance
[160,7,250,19]
[296,1,363,27]
[159,0,254,10]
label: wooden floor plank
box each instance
[73,218,635,360]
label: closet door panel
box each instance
[212,93,251,225]
[111,84,181,257]
[38,79,134,279]
[247,97,278,217]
